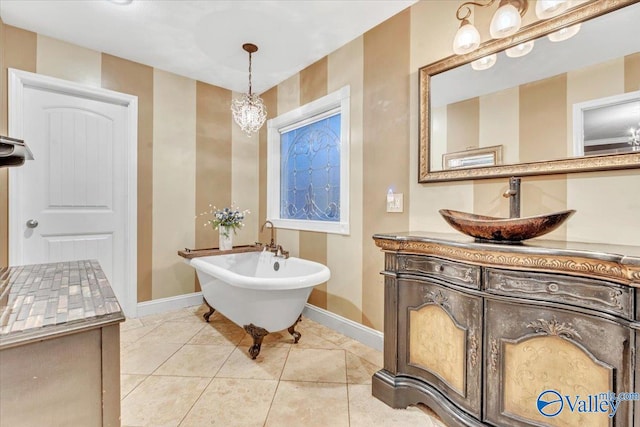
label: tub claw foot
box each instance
[203,299,215,322]
[288,315,302,344]
[244,324,269,359]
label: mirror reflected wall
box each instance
[419,0,640,182]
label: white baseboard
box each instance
[135,292,203,318]
[302,303,383,351]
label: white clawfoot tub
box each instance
[187,250,330,358]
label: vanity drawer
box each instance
[397,255,480,289]
[485,268,634,319]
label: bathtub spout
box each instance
[275,245,289,259]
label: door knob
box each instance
[26,219,38,228]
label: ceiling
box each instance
[0,0,416,94]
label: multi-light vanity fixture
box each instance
[452,0,581,70]
[231,43,267,137]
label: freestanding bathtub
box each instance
[187,250,330,358]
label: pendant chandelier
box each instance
[231,43,267,137]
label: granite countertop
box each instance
[0,260,124,350]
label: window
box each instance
[267,86,350,234]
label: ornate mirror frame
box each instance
[419,0,640,183]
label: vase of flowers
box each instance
[199,205,250,251]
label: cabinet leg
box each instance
[288,315,302,344]
[243,324,269,359]
[203,298,215,322]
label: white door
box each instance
[9,69,137,316]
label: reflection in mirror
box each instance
[420,0,640,182]
[573,91,640,156]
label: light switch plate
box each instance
[387,193,403,213]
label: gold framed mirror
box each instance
[419,0,640,183]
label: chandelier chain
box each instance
[248,51,253,96]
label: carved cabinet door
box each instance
[397,278,483,418]
[484,299,633,427]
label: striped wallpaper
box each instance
[0,22,258,303]
[2,1,640,332]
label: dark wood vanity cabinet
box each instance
[372,233,640,427]
[484,299,634,427]
[397,277,483,418]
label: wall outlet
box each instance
[387,193,403,213]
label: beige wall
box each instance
[151,70,196,299]
[3,1,640,332]
[0,27,252,303]
[447,98,479,153]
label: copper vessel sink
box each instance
[439,209,576,243]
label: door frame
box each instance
[8,68,139,317]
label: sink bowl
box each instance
[439,209,576,243]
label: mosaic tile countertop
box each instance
[0,260,124,349]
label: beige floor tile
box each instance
[121,340,182,375]
[121,375,210,426]
[416,404,450,427]
[216,346,290,380]
[154,344,235,377]
[121,374,147,399]
[166,308,210,325]
[138,311,172,328]
[303,323,353,347]
[139,320,204,344]
[138,308,193,327]
[188,323,245,346]
[120,323,159,343]
[281,348,347,383]
[342,338,383,367]
[295,330,341,350]
[265,381,349,427]
[120,317,145,332]
[180,378,278,427]
[346,352,380,384]
[239,330,295,348]
[348,384,438,427]
[205,310,237,325]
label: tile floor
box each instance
[120,304,448,426]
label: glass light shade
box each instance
[548,23,581,42]
[535,0,569,19]
[490,4,522,39]
[231,93,267,137]
[471,54,497,71]
[453,22,481,55]
[505,40,535,58]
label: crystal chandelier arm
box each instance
[456,0,496,21]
